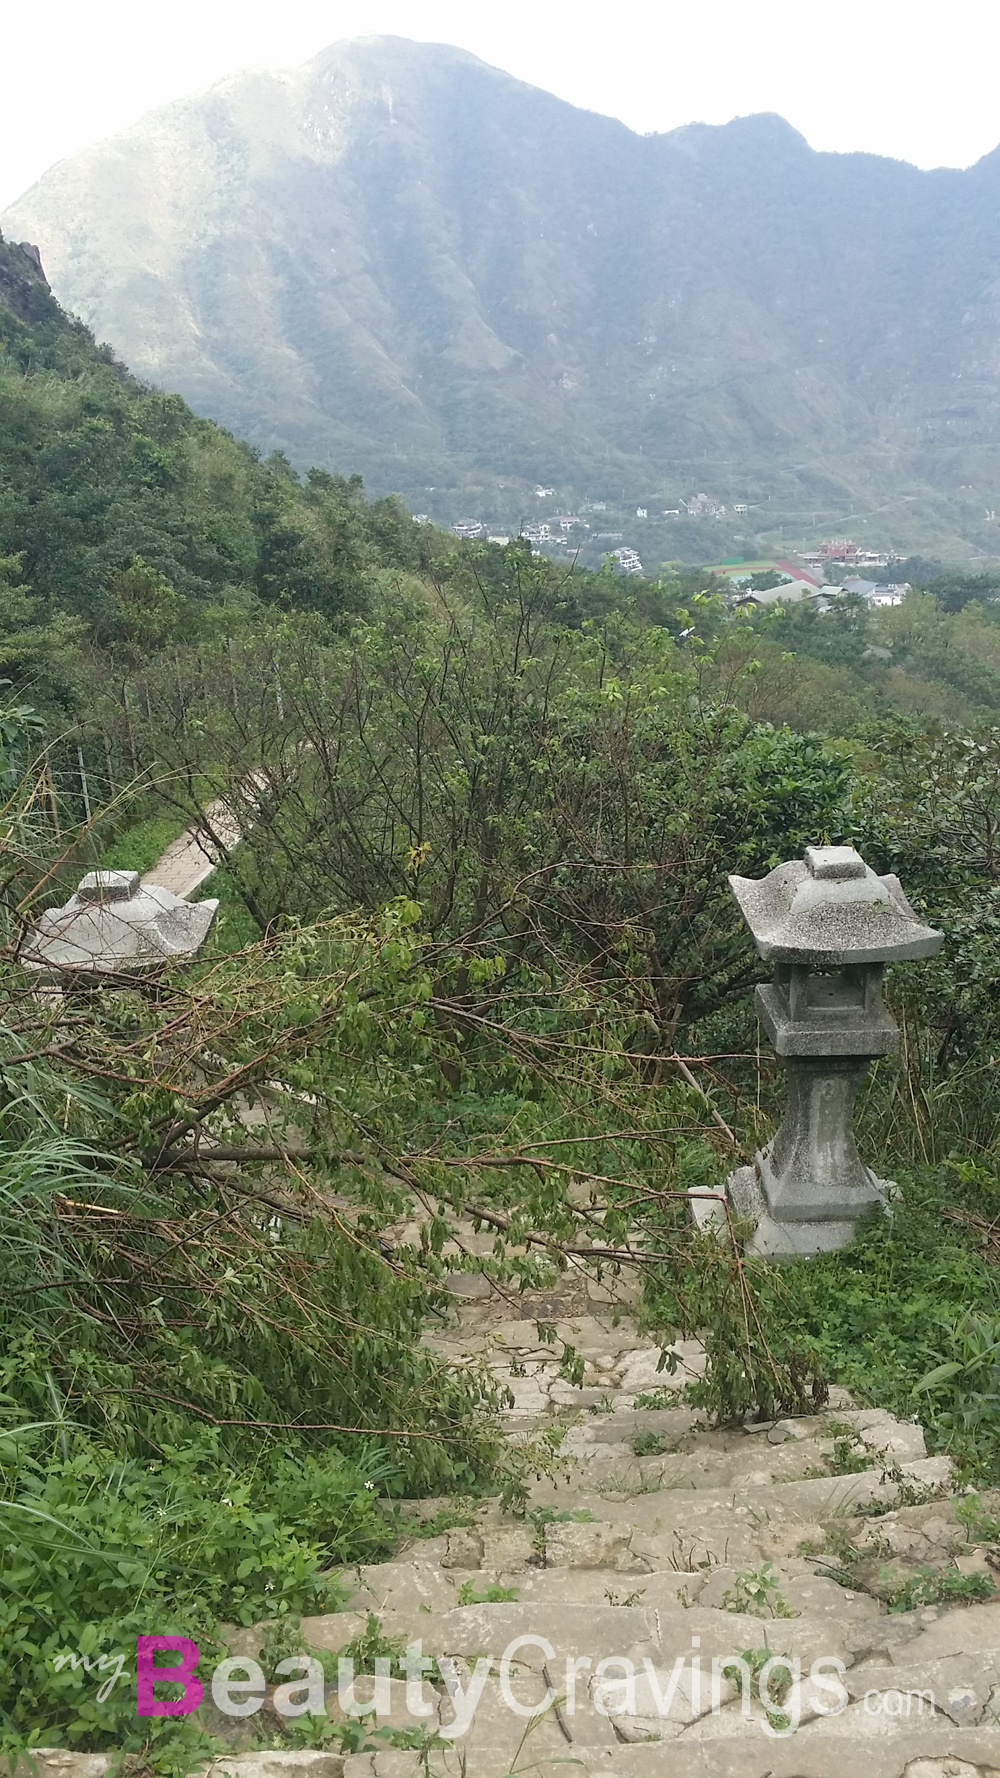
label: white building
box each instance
[452,519,484,539]
[612,546,644,576]
[842,577,909,607]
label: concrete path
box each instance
[142,796,245,899]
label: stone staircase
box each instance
[272,1279,1000,1777]
[29,1278,1000,1778]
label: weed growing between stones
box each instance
[882,1567,996,1612]
[722,1649,796,1733]
[721,1563,799,1619]
[456,1583,519,1605]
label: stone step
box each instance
[542,1425,929,1496]
[222,1594,1000,1770]
[301,1599,873,1671]
[525,1455,953,1522]
[343,1720,1000,1778]
[334,1559,887,1620]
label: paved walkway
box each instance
[142,797,245,899]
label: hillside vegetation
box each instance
[6,37,1000,560]
[6,215,1000,1772]
[0,234,439,709]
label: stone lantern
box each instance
[22,869,219,984]
[721,845,942,1256]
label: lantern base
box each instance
[691,1164,890,1258]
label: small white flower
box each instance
[364,1481,376,1491]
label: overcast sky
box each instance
[3,0,999,213]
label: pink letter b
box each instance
[136,1637,203,1715]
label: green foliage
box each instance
[722,1647,794,1731]
[720,1563,797,1619]
[335,1613,406,1676]
[955,1494,1000,1544]
[825,1435,872,1476]
[97,809,188,874]
[0,236,453,716]
[915,571,1000,615]
[456,1581,519,1605]
[632,1431,667,1456]
[882,1566,996,1612]
[0,1422,389,1761]
[632,1389,681,1410]
[113,574,851,1032]
[745,1167,1000,1481]
[745,571,792,593]
[711,585,1000,735]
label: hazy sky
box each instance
[3,0,999,212]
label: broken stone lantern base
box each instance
[697,845,943,1258]
[22,869,219,984]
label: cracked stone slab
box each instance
[332,1562,466,1617]
[541,1520,638,1569]
[437,1672,619,1753]
[563,1457,951,1529]
[204,1760,347,1778]
[892,1602,1000,1662]
[846,1654,1000,1726]
[696,1566,884,1621]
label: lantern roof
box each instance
[23,870,218,978]
[729,845,943,966]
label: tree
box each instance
[104,565,852,1035]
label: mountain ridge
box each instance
[5,36,1000,560]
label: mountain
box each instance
[6,36,1000,561]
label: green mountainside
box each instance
[5,36,1000,563]
[0,231,439,709]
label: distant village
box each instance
[429,496,911,603]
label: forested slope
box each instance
[0,232,437,709]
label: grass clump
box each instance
[456,1581,519,1605]
[97,808,188,875]
[0,1429,393,1767]
[883,1566,996,1612]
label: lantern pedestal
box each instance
[719,1163,883,1257]
[700,844,942,1259]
